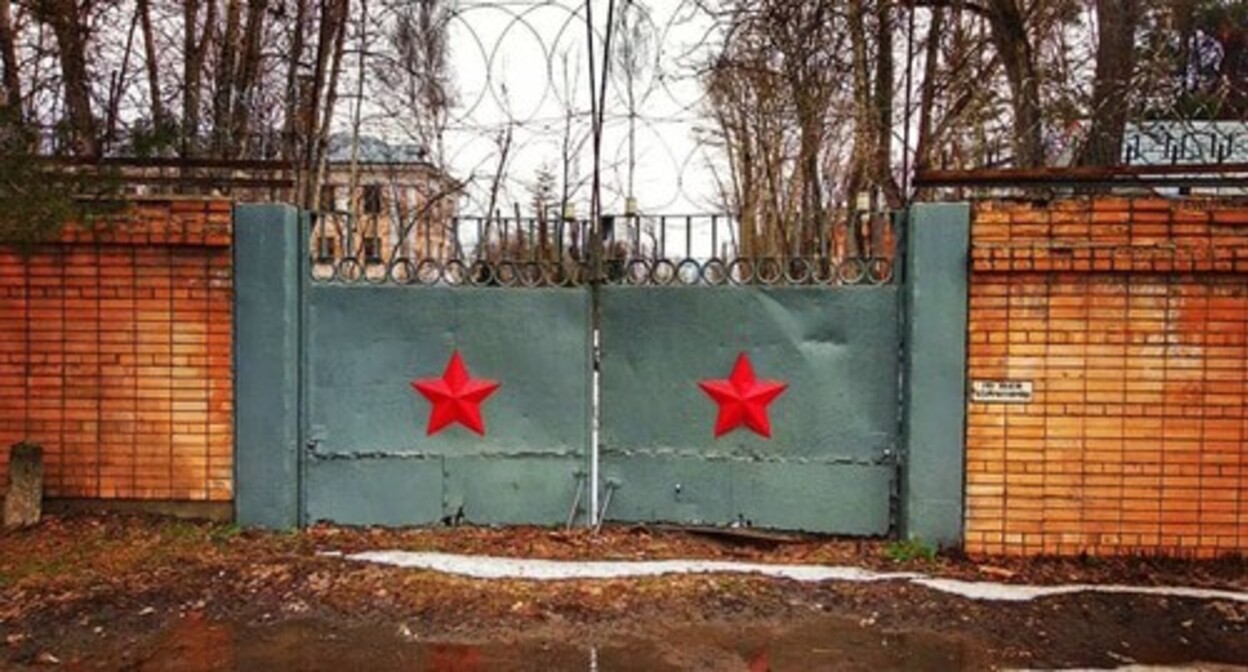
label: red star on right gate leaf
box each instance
[698,352,788,439]
[411,350,500,436]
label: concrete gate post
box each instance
[233,204,303,528]
[901,203,971,548]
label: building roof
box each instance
[325,133,432,167]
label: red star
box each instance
[698,352,788,439]
[411,351,500,436]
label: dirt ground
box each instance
[0,514,1246,670]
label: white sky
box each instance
[358,0,724,216]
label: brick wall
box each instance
[0,199,233,501]
[966,197,1248,557]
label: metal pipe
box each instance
[565,472,585,531]
[914,163,1248,188]
[593,479,619,535]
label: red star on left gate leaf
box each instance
[698,352,788,439]
[411,350,500,436]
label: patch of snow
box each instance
[344,551,923,583]
[912,578,1248,604]
[342,551,1248,605]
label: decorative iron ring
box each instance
[387,258,417,285]
[467,260,495,286]
[675,258,701,285]
[541,261,565,287]
[702,258,727,285]
[443,259,468,286]
[726,258,754,286]
[310,259,337,283]
[867,258,894,285]
[336,257,363,284]
[812,258,837,285]
[651,259,677,286]
[626,259,651,285]
[495,260,519,287]
[415,259,441,286]
[520,261,544,287]
[785,257,813,285]
[756,257,782,285]
[838,258,867,285]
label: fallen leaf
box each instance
[977,565,1017,579]
[1106,651,1136,665]
[1211,601,1245,623]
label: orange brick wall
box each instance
[0,199,233,501]
[966,197,1248,557]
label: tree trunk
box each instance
[847,0,875,203]
[1079,0,1139,166]
[985,0,1044,167]
[283,0,308,162]
[102,11,139,153]
[37,0,98,155]
[0,0,22,122]
[229,0,269,158]
[311,0,350,210]
[211,0,242,157]
[914,6,944,171]
[873,0,899,204]
[137,0,164,128]
[182,0,215,157]
[301,0,345,206]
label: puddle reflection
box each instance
[78,613,983,671]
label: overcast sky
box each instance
[357,0,723,217]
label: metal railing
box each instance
[307,210,901,287]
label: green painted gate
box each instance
[299,214,594,527]
[598,287,899,534]
[593,216,902,534]
[234,204,972,541]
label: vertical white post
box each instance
[588,326,600,527]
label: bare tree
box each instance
[612,0,651,212]
[1079,0,1142,166]
[136,0,164,130]
[32,0,97,155]
[0,0,22,122]
[181,0,216,157]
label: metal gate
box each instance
[296,210,902,533]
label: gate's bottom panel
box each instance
[602,456,893,535]
[305,456,584,527]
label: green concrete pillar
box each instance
[233,204,302,528]
[901,203,970,548]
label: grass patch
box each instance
[884,538,936,563]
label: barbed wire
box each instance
[346,0,722,217]
[11,0,1247,215]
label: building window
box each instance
[363,236,382,263]
[363,184,383,215]
[320,184,337,210]
[315,236,337,261]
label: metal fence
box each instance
[307,210,901,287]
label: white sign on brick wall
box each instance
[971,380,1034,404]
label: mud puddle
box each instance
[69,613,985,671]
